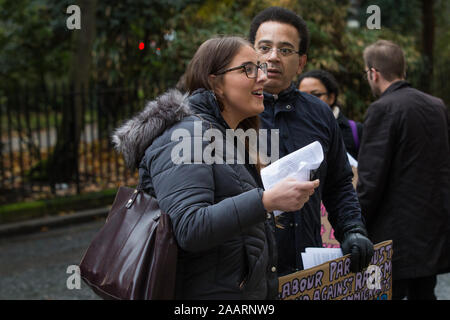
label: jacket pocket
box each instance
[214,240,245,291]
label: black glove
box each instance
[341,232,374,273]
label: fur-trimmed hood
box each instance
[112,89,190,170]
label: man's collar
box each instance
[263,83,296,101]
[380,80,411,98]
[332,106,340,119]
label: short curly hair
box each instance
[249,6,310,55]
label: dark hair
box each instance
[185,36,250,95]
[249,6,310,55]
[298,70,339,106]
[363,40,406,82]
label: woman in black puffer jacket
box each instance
[113,36,319,299]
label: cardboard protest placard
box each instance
[320,166,359,248]
[278,240,393,300]
[320,203,340,248]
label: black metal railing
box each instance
[1,65,448,206]
[0,81,168,205]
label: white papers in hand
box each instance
[347,152,358,168]
[301,247,343,270]
[260,141,324,216]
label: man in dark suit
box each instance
[358,40,450,300]
[249,6,374,276]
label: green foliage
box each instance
[0,0,72,87]
[357,0,422,35]
[160,0,252,87]
[433,0,450,104]
[0,0,448,116]
[357,0,450,105]
[273,0,423,120]
[0,187,117,224]
[161,0,430,120]
[91,0,202,89]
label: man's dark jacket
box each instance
[113,89,278,299]
[260,84,366,276]
[357,81,450,280]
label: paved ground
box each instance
[0,219,103,300]
[0,219,449,300]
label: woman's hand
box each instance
[262,177,320,212]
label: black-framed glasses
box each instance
[363,67,379,80]
[256,45,301,57]
[214,62,268,79]
[310,92,328,98]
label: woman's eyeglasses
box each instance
[214,62,268,79]
[310,92,328,98]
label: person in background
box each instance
[358,39,450,300]
[249,6,374,276]
[298,70,363,159]
[113,36,319,299]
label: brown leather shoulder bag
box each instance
[79,186,177,300]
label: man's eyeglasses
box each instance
[214,62,268,79]
[363,67,379,80]
[256,45,301,57]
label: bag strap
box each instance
[348,120,360,150]
[126,182,145,209]
[136,182,144,191]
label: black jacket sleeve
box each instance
[322,113,366,242]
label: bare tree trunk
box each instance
[49,0,97,186]
[421,0,435,93]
